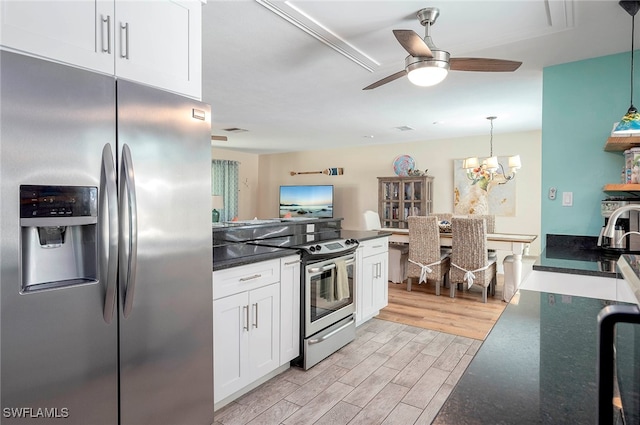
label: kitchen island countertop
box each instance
[433,289,624,424]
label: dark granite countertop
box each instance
[213,243,295,271]
[341,229,392,241]
[213,229,390,271]
[533,234,621,278]
[433,289,627,424]
[212,217,341,232]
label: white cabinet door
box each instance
[248,283,280,380]
[280,255,300,364]
[355,237,389,326]
[213,292,249,403]
[374,252,388,311]
[114,0,201,98]
[213,260,284,404]
[0,0,201,98]
[0,0,115,73]
[360,252,386,321]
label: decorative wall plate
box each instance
[393,155,415,176]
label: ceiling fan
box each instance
[363,7,522,90]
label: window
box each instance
[211,159,239,222]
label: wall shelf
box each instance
[603,184,640,192]
[604,136,640,152]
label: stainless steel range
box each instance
[252,236,359,369]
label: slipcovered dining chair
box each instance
[472,214,497,260]
[429,212,453,224]
[406,216,450,295]
[362,210,408,283]
[474,214,495,233]
[450,217,497,303]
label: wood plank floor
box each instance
[377,275,506,340]
[213,318,480,425]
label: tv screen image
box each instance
[279,185,333,218]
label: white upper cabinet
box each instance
[114,1,201,98]
[0,0,201,99]
[0,1,115,73]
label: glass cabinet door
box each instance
[414,181,422,200]
[378,176,432,228]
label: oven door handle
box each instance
[307,258,355,275]
[308,317,355,345]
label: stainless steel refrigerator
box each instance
[0,51,214,424]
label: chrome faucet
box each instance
[599,204,640,248]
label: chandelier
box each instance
[463,117,521,185]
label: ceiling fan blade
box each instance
[449,58,522,72]
[363,70,407,90]
[392,29,433,58]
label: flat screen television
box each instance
[279,185,334,218]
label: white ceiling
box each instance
[202,1,634,154]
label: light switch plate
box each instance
[562,192,573,207]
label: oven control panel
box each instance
[298,238,358,256]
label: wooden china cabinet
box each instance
[377,176,433,229]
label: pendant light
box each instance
[614,1,640,134]
[463,117,521,185]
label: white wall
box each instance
[211,131,542,255]
[257,130,542,255]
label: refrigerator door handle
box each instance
[101,144,119,324]
[119,144,138,318]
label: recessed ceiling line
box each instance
[255,0,377,72]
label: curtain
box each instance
[211,159,239,222]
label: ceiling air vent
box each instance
[395,126,415,132]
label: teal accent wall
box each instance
[541,51,637,247]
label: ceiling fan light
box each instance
[407,66,448,87]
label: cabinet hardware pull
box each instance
[101,15,111,54]
[308,256,355,274]
[120,22,129,59]
[284,260,301,266]
[308,318,355,344]
[243,305,249,331]
[239,274,261,282]
[253,303,258,328]
[372,245,383,248]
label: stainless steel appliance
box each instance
[250,236,358,369]
[0,51,213,424]
[300,239,357,369]
[599,198,640,251]
[597,303,640,424]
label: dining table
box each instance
[382,227,538,296]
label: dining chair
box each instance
[474,214,495,233]
[429,212,453,224]
[449,217,497,303]
[362,210,408,283]
[472,214,497,260]
[406,216,451,295]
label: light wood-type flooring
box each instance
[213,318,480,425]
[377,274,507,340]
